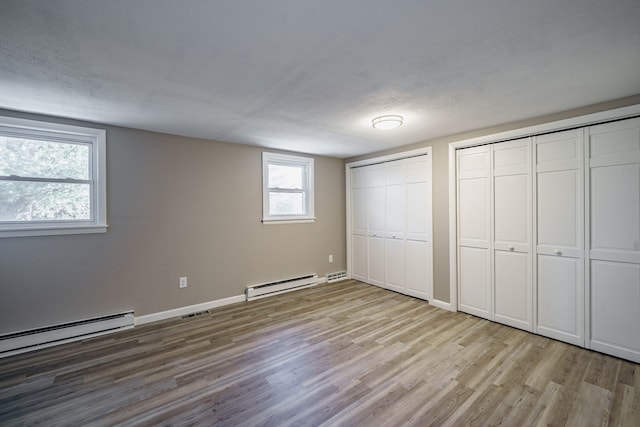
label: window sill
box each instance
[262,217,316,225]
[0,224,108,238]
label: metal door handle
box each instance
[553,249,562,256]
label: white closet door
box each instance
[493,139,532,331]
[458,145,492,319]
[588,118,640,363]
[348,151,432,301]
[365,165,385,286]
[385,160,405,292]
[405,180,432,299]
[351,167,368,281]
[535,130,584,346]
[404,156,432,300]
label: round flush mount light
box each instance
[372,115,403,130]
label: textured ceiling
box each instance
[1,0,639,158]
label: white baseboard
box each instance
[429,298,455,312]
[136,277,330,326]
[135,294,245,326]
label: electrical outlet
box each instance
[329,254,334,263]
[179,277,188,288]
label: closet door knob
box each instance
[508,246,515,251]
[553,249,562,256]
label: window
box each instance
[0,116,107,237]
[262,152,315,224]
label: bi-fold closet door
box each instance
[350,155,433,301]
[351,164,384,285]
[587,118,640,362]
[534,130,584,346]
[457,139,532,331]
[457,134,582,338]
[457,117,640,363]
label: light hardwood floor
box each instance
[0,280,638,426]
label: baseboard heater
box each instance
[246,274,318,301]
[0,311,134,358]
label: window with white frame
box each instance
[0,116,107,237]
[262,152,315,223]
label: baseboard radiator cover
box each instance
[0,311,134,358]
[246,274,318,301]
[327,271,348,283]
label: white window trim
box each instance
[262,152,315,224]
[0,116,108,238]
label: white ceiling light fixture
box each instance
[372,115,403,130]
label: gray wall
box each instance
[346,95,640,303]
[0,110,346,334]
[2,95,638,334]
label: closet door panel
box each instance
[458,178,490,247]
[351,187,367,236]
[590,260,640,362]
[458,146,491,179]
[459,246,491,318]
[352,235,368,281]
[492,139,531,330]
[493,140,529,176]
[351,167,368,189]
[588,117,640,362]
[368,236,385,287]
[405,156,430,183]
[536,138,581,172]
[385,238,405,292]
[538,255,582,345]
[385,184,405,238]
[406,181,430,241]
[537,254,582,345]
[367,186,385,237]
[494,250,530,329]
[458,145,491,318]
[405,240,431,299]
[367,165,385,187]
[494,173,529,251]
[385,161,404,185]
[590,119,640,167]
[535,129,584,346]
[590,164,640,263]
[536,170,580,255]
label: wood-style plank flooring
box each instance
[1,280,638,426]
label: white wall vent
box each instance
[0,311,134,358]
[327,271,348,283]
[246,274,318,301]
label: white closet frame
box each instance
[346,147,437,307]
[448,104,640,313]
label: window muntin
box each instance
[262,152,315,223]
[0,116,107,237]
